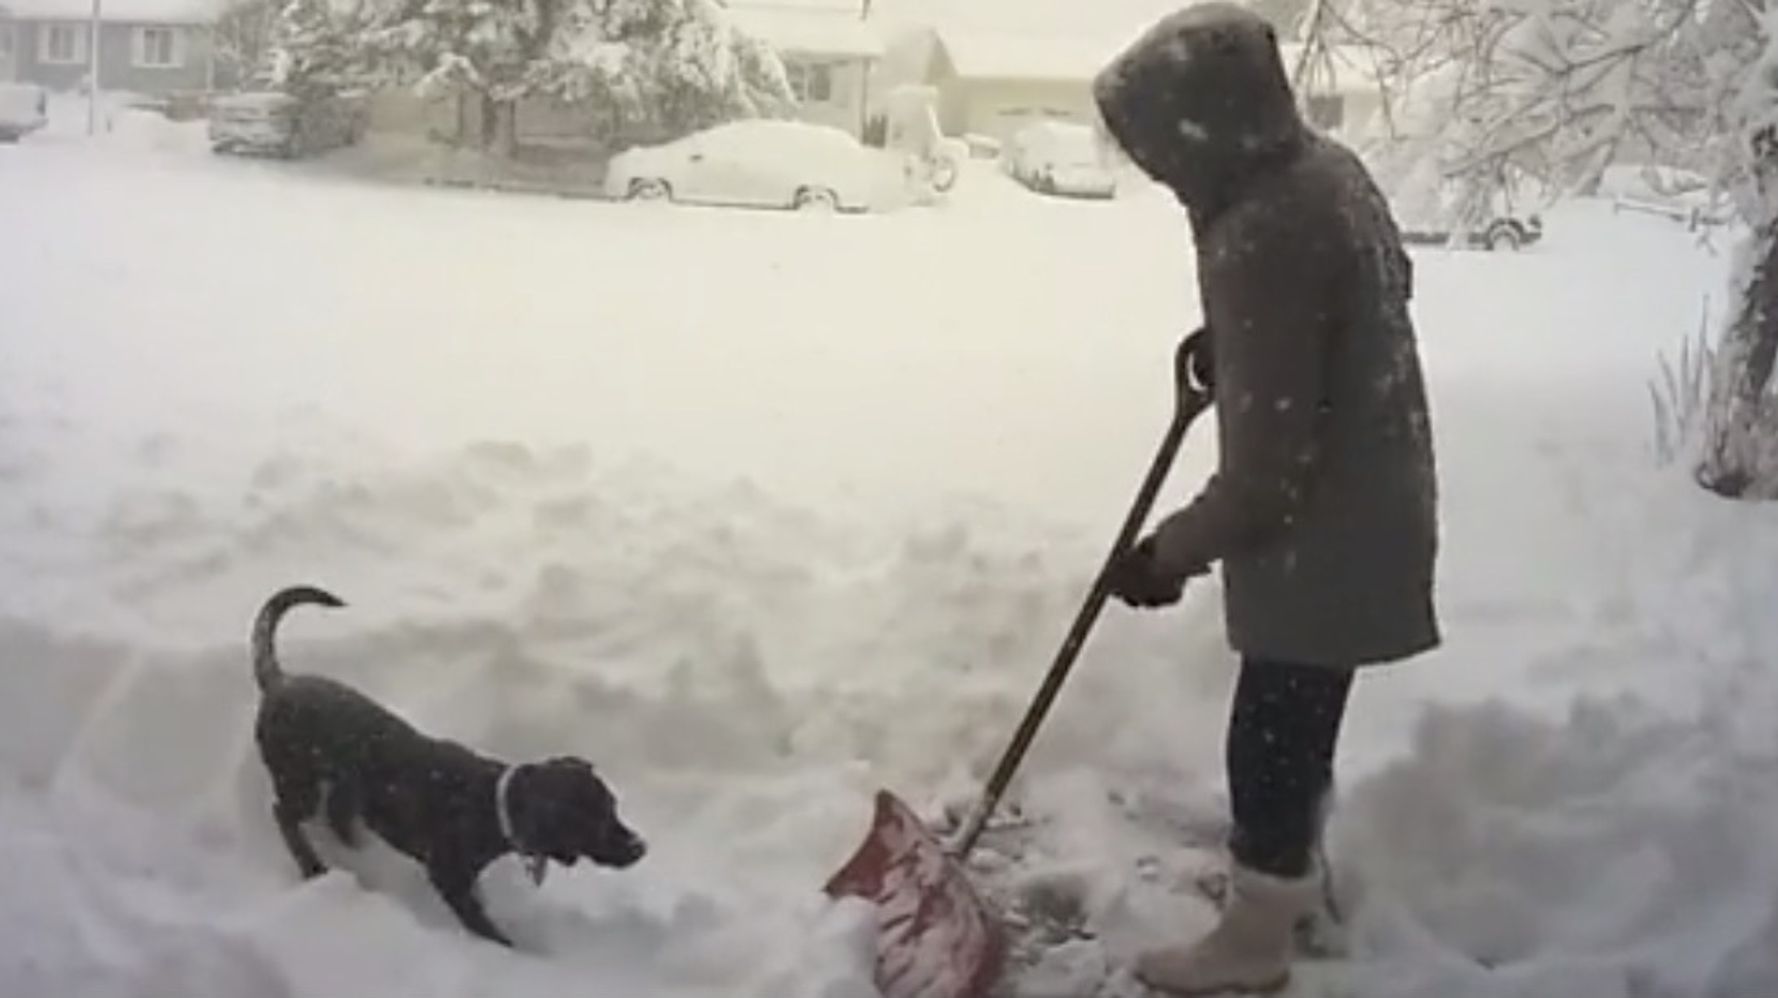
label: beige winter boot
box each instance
[1133,863,1320,995]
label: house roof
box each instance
[726,1,885,59]
[0,0,221,24]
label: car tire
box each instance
[1486,224,1523,252]
[794,187,839,212]
[629,178,671,202]
[928,157,958,193]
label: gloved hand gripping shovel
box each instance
[823,341,1214,998]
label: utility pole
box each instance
[86,0,101,134]
[860,0,872,138]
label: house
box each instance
[883,24,1383,147]
[0,0,217,96]
[903,31,1118,144]
[723,0,882,138]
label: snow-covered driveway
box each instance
[2,120,1775,998]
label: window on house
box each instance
[786,62,835,105]
[40,23,85,65]
[135,27,181,68]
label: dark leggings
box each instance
[1225,658,1355,879]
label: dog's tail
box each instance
[252,585,346,693]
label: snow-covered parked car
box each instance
[603,120,895,212]
[1000,120,1119,200]
[1392,186,1545,251]
[1400,213,1544,252]
[0,83,49,143]
[1598,163,1734,230]
[208,89,367,159]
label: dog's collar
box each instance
[495,765,549,886]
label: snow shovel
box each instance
[824,350,1214,998]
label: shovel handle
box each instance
[954,371,1212,859]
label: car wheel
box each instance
[794,187,839,212]
[629,178,671,202]
[0,134,19,145]
[1486,224,1523,252]
[928,157,959,193]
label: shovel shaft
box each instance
[954,388,1210,859]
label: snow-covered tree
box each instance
[1314,0,1778,495]
[351,0,790,156]
[1695,9,1778,496]
[213,0,279,88]
[1318,0,1763,230]
[354,0,559,154]
[527,0,792,147]
[265,0,362,98]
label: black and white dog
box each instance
[249,585,646,947]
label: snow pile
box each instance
[27,91,212,157]
[2,131,1777,998]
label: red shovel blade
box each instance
[824,790,1008,998]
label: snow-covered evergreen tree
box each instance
[214,0,279,89]
[265,0,361,98]
[528,0,792,148]
[354,0,559,153]
[349,0,790,155]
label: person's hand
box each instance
[1175,326,1215,397]
[1107,536,1188,609]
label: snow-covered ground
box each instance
[3,114,1777,998]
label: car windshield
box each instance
[2,5,1775,998]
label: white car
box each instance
[1598,163,1734,229]
[0,83,49,143]
[604,120,893,212]
[1000,120,1119,200]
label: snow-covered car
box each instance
[1391,182,1545,251]
[1400,214,1544,252]
[1000,120,1119,200]
[0,83,49,143]
[1598,163,1734,230]
[604,120,894,212]
[208,90,367,159]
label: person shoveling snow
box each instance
[1093,5,1442,994]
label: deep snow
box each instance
[3,113,1777,998]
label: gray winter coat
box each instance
[1094,4,1440,667]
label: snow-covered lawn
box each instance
[3,118,1776,998]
